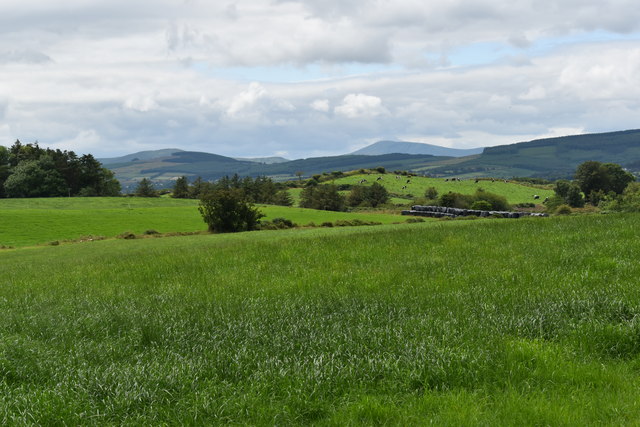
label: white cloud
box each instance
[0,1,639,159]
[310,99,330,112]
[335,94,386,118]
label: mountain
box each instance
[100,129,640,188]
[422,129,640,178]
[233,156,290,164]
[99,149,184,165]
[351,140,483,157]
[105,150,450,189]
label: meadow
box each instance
[1,213,640,424]
[0,198,406,248]
[289,173,554,207]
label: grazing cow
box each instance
[445,178,449,182]
[544,197,549,202]
[491,179,495,182]
[475,179,479,183]
[402,186,407,190]
[533,195,540,200]
[406,179,411,183]
[376,177,382,181]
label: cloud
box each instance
[0,1,639,160]
[334,94,387,119]
[0,49,52,64]
[310,99,330,112]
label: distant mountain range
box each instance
[99,129,640,188]
[351,140,483,157]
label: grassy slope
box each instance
[0,197,406,247]
[1,215,639,424]
[330,173,554,204]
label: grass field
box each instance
[331,173,554,205]
[1,213,640,424]
[0,197,407,248]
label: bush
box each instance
[473,188,510,210]
[118,231,136,239]
[375,166,386,174]
[198,189,264,233]
[470,200,493,211]
[555,204,572,215]
[424,186,438,200]
[260,217,296,230]
[143,229,160,235]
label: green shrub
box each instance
[555,204,572,215]
[199,189,264,233]
[424,186,438,200]
[474,188,510,210]
[470,200,492,211]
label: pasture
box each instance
[0,197,406,248]
[331,173,554,205]
[1,214,640,424]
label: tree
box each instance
[300,184,346,211]
[295,171,304,182]
[172,176,190,198]
[347,182,389,207]
[271,190,294,206]
[425,186,438,200]
[0,145,9,198]
[553,179,584,208]
[198,188,264,233]
[3,157,67,197]
[135,178,157,197]
[575,161,634,203]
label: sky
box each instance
[1,0,639,160]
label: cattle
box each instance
[402,186,407,190]
[444,178,449,182]
[376,177,382,181]
[406,179,411,183]
[475,179,479,183]
[533,195,540,200]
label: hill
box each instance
[422,129,640,178]
[99,148,184,165]
[107,151,451,189]
[99,129,640,187]
[351,140,483,157]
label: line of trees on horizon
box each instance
[0,140,121,198]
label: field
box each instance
[0,197,407,248]
[1,213,640,424]
[330,173,554,205]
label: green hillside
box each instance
[108,152,450,189]
[1,214,640,423]
[331,173,554,205]
[424,129,640,178]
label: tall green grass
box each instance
[0,198,405,247]
[1,214,640,424]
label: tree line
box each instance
[0,141,120,198]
